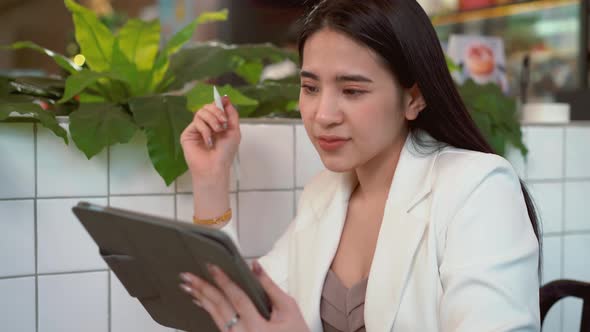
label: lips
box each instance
[317,135,350,151]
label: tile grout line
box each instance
[173,175,179,332]
[543,229,590,237]
[560,127,566,332]
[174,178,179,221]
[0,189,314,202]
[107,146,112,332]
[293,124,297,217]
[236,142,241,243]
[34,123,39,332]
[526,177,590,184]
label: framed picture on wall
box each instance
[447,34,509,93]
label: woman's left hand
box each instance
[179,260,311,332]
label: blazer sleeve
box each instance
[257,220,296,293]
[438,156,540,332]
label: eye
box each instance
[302,84,319,94]
[343,89,366,96]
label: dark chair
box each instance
[540,279,590,331]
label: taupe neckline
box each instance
[320,269,369,332]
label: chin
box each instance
[319,155,357,173]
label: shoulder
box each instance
[434,146,518,186]
[428,146,524,228]
[408,131,520,198]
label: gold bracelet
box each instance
[193,208,232,226]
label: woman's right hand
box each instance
[180,96,241,178]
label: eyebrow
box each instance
[300,70,373,83]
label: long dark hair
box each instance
[297,0,541,262]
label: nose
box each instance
[315,90,343,127]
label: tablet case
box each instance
[71,201,271,332]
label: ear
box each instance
[404,84,426,121]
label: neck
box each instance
[352,130,409,204]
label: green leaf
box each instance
[0,76,13,95]
[186,83,259,117]
[111,19,160,95]
[166,42,298,90]
[65,0,115,72]
[146,9,228,92]
[457,78,525,158]
[163,9,228,59]
[196,9,229,24]
[77,93,106,103]
[445,55,460,73]
[116,19,160,71]
[235,60,264,85]
[129,95,192,185]
[147,55,170,93]
[0,102,68,143]
[5,76,65,99]
[110,41,136,88]
[69,103,137,158]
[58,70,126,103]
[237,82,300,117]
[3,41,81,74]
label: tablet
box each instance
[72,201,271,331]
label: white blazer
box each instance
[223,133,540,332]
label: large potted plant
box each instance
[1,0,525,188]
[1,0,300,185]
[446,58,527,157]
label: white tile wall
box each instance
[109,132,175,195]
[0,123,34,199]
[2,120,590,331]
[0,200,35,277]
[238,191,294,257]
[38,271,108,332]
[37,198,108,274]
[541,236,561,285]
[540,237,562,332]
[295,124,325,188]
[562,298,583,332]
[525,127,564,180]
[176,168,237,193]
[563,234,590,284]
[565,126,590,178]
[0,277,36,331]
[564,181,590,231]
[37,124,108,197]
[110,271,173,332]
[562,234,590,332]
[238,124,294,190]
[527,182,563,234]
[542,303,562,332]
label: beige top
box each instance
[320,269,369,332]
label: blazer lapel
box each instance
[364,135,439,332]
[291,132,439,332]
[291,172,358,331]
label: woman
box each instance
[178,0,541,331]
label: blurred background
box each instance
[1,0,588,113]
[1,1,589,332]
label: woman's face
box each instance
[299,28,421,173]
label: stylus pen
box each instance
[214,86,241,181]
